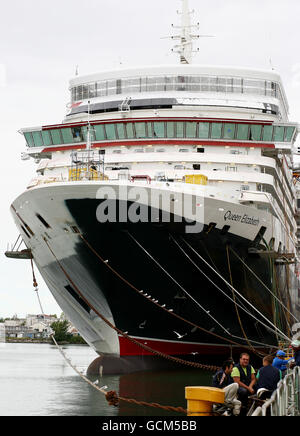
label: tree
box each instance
[50,320,72,342]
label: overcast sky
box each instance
[1,0,300,318]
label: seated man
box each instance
[212,359,241,416]
[256,355,282,398]
[231,353,256,410]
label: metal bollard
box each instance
[185,386,225,416]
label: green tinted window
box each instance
[176,122,184,138]
[94,125,106,141]
[116,123,126,139]
[237,124,250,140]
[24,132,34,147]
[153,122,165,138]
[105,124,117,140]
[126,123,135,139]
[41,130,52,146]
[223,123,235,139]
[135,123,147,138]
[61,128,74,144]
[166,122,175,138]
[211,123,222,139]
[146,122,153,137]
[250,125,262,141]
[82,126,96,142]
[32,131,43,147]
[285,126,295,142]
[198,122,209,139]
[50,129,62,145]
[273,126,284,142]
[186,122,197,138]
[262,125,273,141]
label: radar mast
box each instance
[170,0,214,64]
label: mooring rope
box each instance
[126,231,232,337]
[229,246,299,325]
[42,236,221,372]
[29,257,188,414]
[168,234,274,349]
[225,245,266,358]
[180,238,290,342]
[78,232,264,353]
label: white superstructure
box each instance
[10,0,300,368]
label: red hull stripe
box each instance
[119,335,231,357]
[42,117,273,130]
[42,140,274,153]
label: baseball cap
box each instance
[276,350,286,357]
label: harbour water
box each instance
[0,343,211,416]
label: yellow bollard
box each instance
[185,386,225,416]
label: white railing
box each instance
[252,366,300,416]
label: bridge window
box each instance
[135,123,147,139]
[82,126,96,142]
[186,122,197,138]
[50,129,62,145]
[250,125,262,141]
[23,121,298,148]
[126,123,135,139]
[61,128,75,144]
[94,124,106,141]
[176,122,184,138]
[237,124,250,140]
[42,130,52,146]
[262,125,273,142]
[166,122,175,138]
[285,126,295,142]
[32,131,43,147]
[223,123,235,139]
[116,123,126,140]
[105,124,117,140]
[273,126,285,142]
[198,122,209,139]
[211,122,223,139]
[153,122,165,138]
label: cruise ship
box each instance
[9,0,300,372]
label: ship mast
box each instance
[170,0,214,64]
[178,0,193,64]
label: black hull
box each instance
[63,198,292,366]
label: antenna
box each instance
[163,0,215,64]
[269,57,275,71]
[86,100,92,151]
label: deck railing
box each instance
[252,366,300,416]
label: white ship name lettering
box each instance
[224,211,259,226]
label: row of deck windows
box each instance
[24,121,296,148]
[70,75,280,102]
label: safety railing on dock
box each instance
[252,366,300,416]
